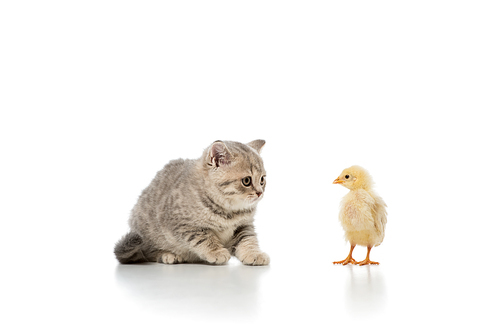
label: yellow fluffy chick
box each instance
[332,165,387,266]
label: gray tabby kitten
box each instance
[114,140,270,266]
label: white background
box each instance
[1,1,499,333]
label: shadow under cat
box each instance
[115,260,269,318]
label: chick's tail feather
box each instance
[114,232,148,264]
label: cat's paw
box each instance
[159,252,184,264]
[240,251,270,266]
[205,248,231,265]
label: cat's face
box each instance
[205,140,267,209]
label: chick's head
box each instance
[333,165,373,190]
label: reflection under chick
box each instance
[345,265,387,315]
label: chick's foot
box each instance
[333,257,357,265]
[355,259,379,266]
[355,246,378,265]
[333,244,357,265]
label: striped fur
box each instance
[114,140,269,266]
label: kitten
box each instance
[114,140,270,266]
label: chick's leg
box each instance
[355,246,379,266]
[333,244,357,265]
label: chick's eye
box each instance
[260,176,266,185]
[242,176,252,187]
[345,175,350,179]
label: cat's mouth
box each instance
[243,193,263,205]
[250,195,263,202]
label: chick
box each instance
[332,165,387,266]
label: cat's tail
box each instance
[114,231,148,264]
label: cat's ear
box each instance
[247,139,266,154]
[207,141,233,168]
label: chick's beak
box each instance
[333,177,343,184]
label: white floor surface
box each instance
[3,216,498,334]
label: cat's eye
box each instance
[345,175,350,179]
[260,176,266,185]
[242,176,252,187]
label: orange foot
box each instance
[355,259,379,266]
[333,257,357,266]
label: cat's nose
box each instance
[256,192,263,197]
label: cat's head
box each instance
[203,140,267,209]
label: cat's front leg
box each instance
[230,225,270,266]
[180,227,231,265]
